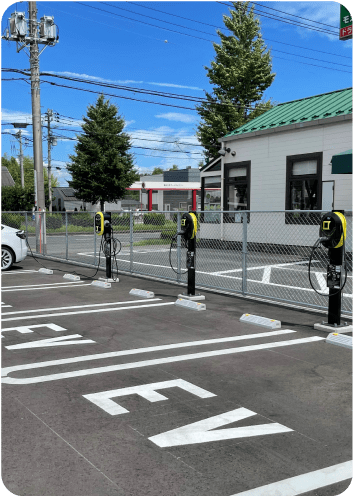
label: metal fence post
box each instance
[130,211,133,273]
[94,215,97,266]
[177,211,181,283]
[25,212,28,239]
[65,212,68,260]
[242,212,248,295]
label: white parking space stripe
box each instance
[210,260,313,276]
[3,281,83,289]
[1,301,174,321]
[230,460,352,496]
[2,336,324,384]
[2,298,163,316]
[315,272,329,293]
[1,270,38,275]
[262,267,271,284]
[2,284,91,293]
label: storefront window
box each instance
[224,162,250,223]
[201,175,221,223]
[286,153,322,224]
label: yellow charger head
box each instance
[180,212,198,240]
[319,211,346,249]
[95,212,104,236]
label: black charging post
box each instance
[313,210,351,333]
[177,212,205,301]
[103,212,112,280]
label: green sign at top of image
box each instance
[340,5,352,39]
[340,5,352,27]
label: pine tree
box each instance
[67,95,139,210]
[196,1,275,158]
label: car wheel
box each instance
[1,246,14,271]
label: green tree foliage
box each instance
[169,165,178,170]
[196,1,275,158]
[1,154,58,211]
[67,95,139,210]
[152,167,164,175]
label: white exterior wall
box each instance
[200,119,352,248]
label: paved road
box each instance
[28,233,353,315]
[1,258,352,496]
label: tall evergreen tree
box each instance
[196,1,275,158]
[67,95,139,210]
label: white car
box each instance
[1,224,28,271]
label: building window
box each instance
[286,152,322,224]
[201,175,221,223]
[224,161,250,223]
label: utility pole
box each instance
[45,109,58,213]
[18,130,24,188]
[28,2,45,214]
[3,3,59,252]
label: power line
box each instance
[250,2,338,29]
[102,2,349,66]
[75,3,349,70]
[216,1,338,36]
[128,1,350,59]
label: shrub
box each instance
[1,213,25,229]
[69,213,94,228]
[111,213,133,226]
[160,224,177,239]
[46,213,63,229]
[143,213,166,226]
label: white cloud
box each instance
[2,109,32,123]
[46,71,204,91]
[47,71,143,85]
[155,113,197,123]
[148,82,203,91]
[262,1,341,41]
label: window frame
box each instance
[223,161,251,223]
[285,151,323,224]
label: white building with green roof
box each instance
[199,87,352,248]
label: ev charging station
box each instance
[93,211,118,286]
[175,212,205,305]
[311,210,352,334]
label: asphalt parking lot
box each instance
[1,257,352,496]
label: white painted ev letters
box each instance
[83,379,216,415]
[149,407,293,447]
[5,334,96,350]
[1,323,66,338]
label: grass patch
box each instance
[133,239,171,247]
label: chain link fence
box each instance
[2,210,352,315]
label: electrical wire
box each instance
[308,239,348,297]
[169,234,188,275]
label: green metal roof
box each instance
[225,87,352,138]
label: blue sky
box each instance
[1,1,352,186]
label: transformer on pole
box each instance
[2,3,59,253]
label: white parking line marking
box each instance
[315,272,329,294]
[1,270,38,275]
[262,266,271,284]
[1,301,174,322]
[83,379,216,415]
[2,283,91,293]
[230,460,352,496]
[2,298,163,316]
[210,260,313,276]
[1,335,324,384]
[5,334,96,350]
[1,323,66,337]
[3,281,83,289]
[149,407,293,447]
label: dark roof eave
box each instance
[219,113,352,143]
